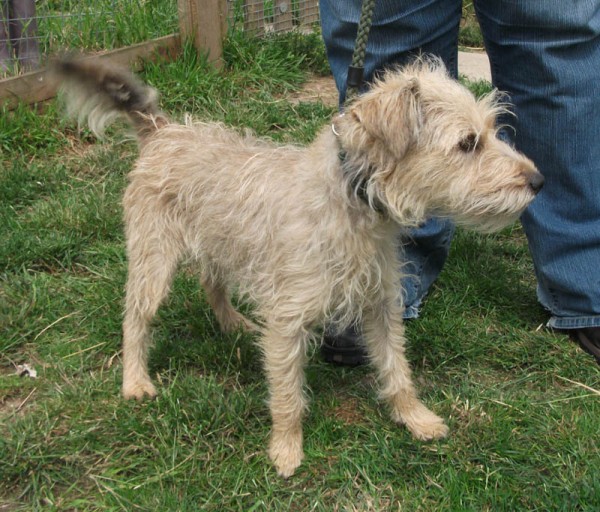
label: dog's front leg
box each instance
[363,302,449,441]
[260,325,309,478]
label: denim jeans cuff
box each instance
[546,315,600,330]
[403,300,422,320]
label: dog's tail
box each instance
[52,56,168,142]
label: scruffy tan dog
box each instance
[55,56,543,477]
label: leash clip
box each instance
[331,112,345,137]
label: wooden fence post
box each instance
[177,0,227,67]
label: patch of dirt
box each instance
[332,396,365,425]
[0,393,35,423]
[290,74,338,106]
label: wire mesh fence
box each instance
[0,0,320,79]
[1,0,179,77]
[232,0,319,34]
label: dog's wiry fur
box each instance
[55,56,543,477]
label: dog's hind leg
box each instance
[363,301,449,441]
[261,323,310,478]
[200,272,260,334]
[121,226,182,400]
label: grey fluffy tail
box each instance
[53,57,168,142]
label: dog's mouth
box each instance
[490,184,539,200]
[452,184,541,233]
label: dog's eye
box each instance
[458,133,479,153]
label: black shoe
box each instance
[569,327,600,365]
[321,324,368,366]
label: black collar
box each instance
[337,150,387,216]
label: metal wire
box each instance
[234,0,320,35]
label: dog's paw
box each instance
[395,403,449,441]
[407,415,449,441]
[268,431,304,478]
[122,379,157,401]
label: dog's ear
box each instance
[347,77,421,160]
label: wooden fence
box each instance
[0,0,319,109]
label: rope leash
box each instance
[335,0,386,216]
[345,0,376,102]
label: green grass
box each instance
[38,0,179,54]
[2,33,599,511]
[460,2,484,49]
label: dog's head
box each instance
[333,58,543,232]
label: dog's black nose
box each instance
[529,172,544,194]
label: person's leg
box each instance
[401,218,455,319]
[475,1,600,362]
[320,0,462,101]
[319,0,461,363]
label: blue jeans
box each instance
[320,0,600,329]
